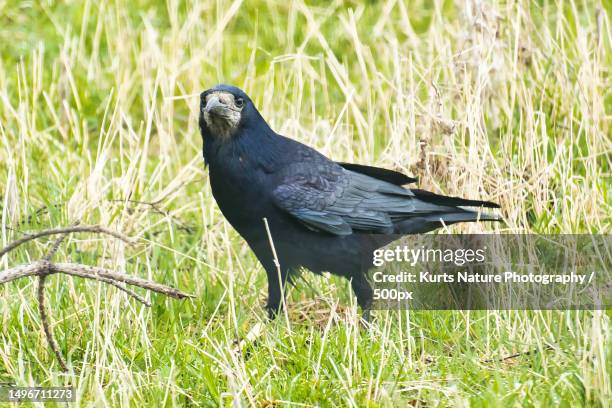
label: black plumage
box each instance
[199,84,500,318]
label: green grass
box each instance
[0,0,610,406]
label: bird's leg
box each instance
[265,267,288,320]
[350,274,373,324]
[361,309,371,324]
[266,284,282,319]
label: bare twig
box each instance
[38,272,67,372]
[104,280,152,307]
[0,225,135,259]
[0,262,191,299]
[0,263,41,283]
[0,225,190,372]
[38,230,74,372]
[51,263,191,299]
[43,227,74,262]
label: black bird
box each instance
[199,84,500,319]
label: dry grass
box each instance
[0,0,610,406]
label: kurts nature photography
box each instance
[0,0,610,406]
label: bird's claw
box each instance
[360,309,371,328]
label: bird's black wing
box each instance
[271,154,457,236]
[271,160,355,235]
[272,152,500,236]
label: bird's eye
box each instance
[235,97,244,108]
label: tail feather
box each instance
[411,189,500,209]
[395,211,502,234]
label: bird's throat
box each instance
[204,114,239,139]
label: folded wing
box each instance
[272,161,500,236]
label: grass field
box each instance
[0,0,610,406]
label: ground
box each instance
[0,0,610,406]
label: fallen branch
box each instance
[101,280,152,307]
[38,274,66,371]
[0,224,191,372]
[38,229,73,372]
[0,262,190,299]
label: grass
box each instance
[0,0,610,406]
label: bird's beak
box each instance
[204,95,231,117]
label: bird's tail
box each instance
[394,189,502,234]
[410,189,500,209]
[395,211,502,234]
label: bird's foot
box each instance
[266,304,282,320]
[360,309,371,328]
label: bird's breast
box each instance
[208,155,275,233]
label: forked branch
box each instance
[0,224,191,372]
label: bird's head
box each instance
[199,84,256,140]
